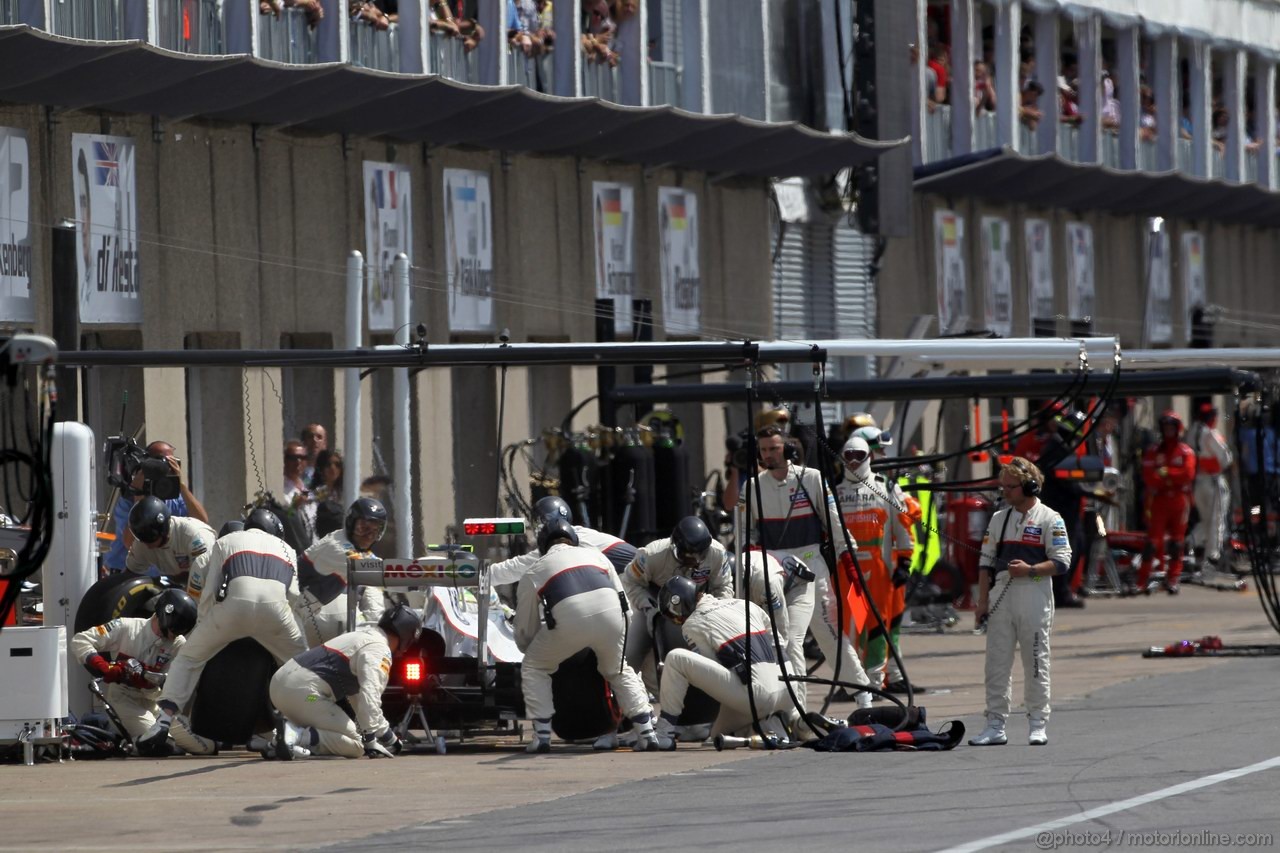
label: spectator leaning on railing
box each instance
[581,0,618,67]
[259,0,324,29]
[431,0,485,52]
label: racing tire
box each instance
[188,639,278,745]
[74,573,165,633]
[549,649,622,741]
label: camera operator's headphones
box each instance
[1009,457,1041,497]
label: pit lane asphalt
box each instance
[4,585,1277,853]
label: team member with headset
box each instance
[487,496,639,585]
[971,457,1071,747]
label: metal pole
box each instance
[344,251,363,511]
[51,224,79,422]
[393,253,412,559]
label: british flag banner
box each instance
[72,133,140,324]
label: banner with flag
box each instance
[443,169,494,333]
[1024,218,1054,327]
[363,161,413,332]
[658,187,700,335]
[934,209,967,334]
[592,181,635,335]
[1180,231,1206,343]
[1144,220,1173,345]
[1065,221,1095,322]
[980,216,1012,337]
[73,134,140,324]
[0,128,33,324]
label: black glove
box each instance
[892,557,912,589]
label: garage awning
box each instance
[914,147,1280,226]
[0,25,904,179]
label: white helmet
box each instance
[841,435,872,480]
[852,425,892,450]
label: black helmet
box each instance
[345,497,388,544]
[532,496,572,528]
[377,602,422,650]
[537,517,579,554]
[152,588,198,639]
[128,496,170,545]
[244,507,285,539]
[217,519,245,538]
[671,517,712,569]
[658,575,698,624]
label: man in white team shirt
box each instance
[293,498,389,646]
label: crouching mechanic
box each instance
[71,589,216,755]
[621,516,733,677]
[970,458,1071,747]
[294,498,389,646]
[488,496,639,586]
[516,518,658,753]
[653,576,791,749]
[136,510,307,755]
[267,603,421,759]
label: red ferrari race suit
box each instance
[1139,439,1196,587]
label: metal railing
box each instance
[350,20,398,71]
[649,60,680,107]
[257,6,317,64]
[923,104,951,164]
[1245,149,1259,184]
[506,48,551,92]
[1057,123,1080,163]
[1175,138,1191,173]
[582,60,618,102]
[1017,123,1037,156]
[428,30,477,83]
[974,110,997,150]
[2,0,18,25]
[51,0,122,39]
[155,0,223,54]
[1211,148,1224,180]
[1138,138,1158,171]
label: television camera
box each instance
[103,436,181,501]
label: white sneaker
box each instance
[1028,719,1048,746]
[631,718,659,752]
[968,721,1008,746]
[525,738,550,754]
[592,732,619,750]
[855,691,874,710]
[247,734,271,753]
[653,717,678,751]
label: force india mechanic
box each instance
[70,589,216,755]
[137,515,307,755]
[293,498,389,646]
[653,576,791,749]
[970,458,1071,747]
[516,519,659,753]
[267,603,422,759]
[738,424,871,710]
[836,435,916,698]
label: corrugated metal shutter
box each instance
[773,222,808,341]
[770,218,878,422]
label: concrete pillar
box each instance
[1257,61,1277,189]
[1076,13,1101,164]
[911,0,927,164]
[414,370,454,544]
[617,0,648,105]
[1223,49,1246,182]
[1033,9,1058,156]
[476,0,501,85]
[1152,35,1178,172]
[552,0,582,96]
[397,0,424,73]
[949,0,975,156]
[994,0,1019,150]
[760,0,772,120]
[1188,40,1212,178]
[681,0,708,113]
[1115,26,1140,170]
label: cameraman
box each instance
[103,441,210,574]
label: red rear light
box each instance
[401,658,425,694]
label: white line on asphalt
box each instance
[935,755,1280,853]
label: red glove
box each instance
[85,654,125,683]
[837,551,859,586]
